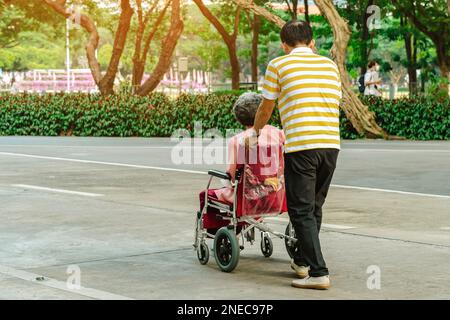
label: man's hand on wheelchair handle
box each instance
[249,97,276,148]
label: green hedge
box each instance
[0,93,448,139]
[0,92,279,137]
[363,96,450,140]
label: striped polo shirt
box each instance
[262,47,342,153]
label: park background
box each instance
[0,0,449,140]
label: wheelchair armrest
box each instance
[208,169,231,180]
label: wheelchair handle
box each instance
[207,170,231,180]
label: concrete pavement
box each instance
[0,137,449,299]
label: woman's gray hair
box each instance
[233,92,263,126]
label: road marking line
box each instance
[344,148,450,153]
[331,184,450,199]
[12,184,104,197]
[0,152,206,175]
[1,151,448,198]
[0,145,206,149]
[0,264,133,300]
[265,217,355,230]
[321,223,356,230]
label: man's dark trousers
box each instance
[284,148,339,277]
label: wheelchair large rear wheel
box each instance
[285,222,298,259]
[213,227,239,272]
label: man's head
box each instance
[233,92,262,127]
[280,20,315,54]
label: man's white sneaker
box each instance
[291,275,330,290]
[290,260,310,279]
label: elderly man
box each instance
[250,20,342,290]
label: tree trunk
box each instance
[131,0,146,90]
[132,60,146,89]
[193,0,241,90]
[98,0,133,95]
[228,42,240,90]
[401,16,418,96]
[42,0,133,96]
[304,0,310,23]
[435,40,450,95]
[292,0,298,20]
[231,0,388,138]
[284,0,294,20]
[136,0,183,96]
[439,62,450,96]
[132,0,170,91]
[360,0,374,75]
[405,35,418,96]
[420,71,426,93]
[251,14,260,83]
[42,0,101,85]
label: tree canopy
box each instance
[0,0,448,136]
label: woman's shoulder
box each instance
[263,125,283,134]
[261,125,285,143]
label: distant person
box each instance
[364,61,382,96]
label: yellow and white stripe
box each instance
[262,47,342,153]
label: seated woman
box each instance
[206,92,285,205]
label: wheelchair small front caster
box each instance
[197,242,209,265]
[260,233,273,258]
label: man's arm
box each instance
[366,80,381,85]
[253,98,276,135]
[252,58,279,139]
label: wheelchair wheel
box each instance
[197,242,209,265]
[260,233,273,258]
[213,227,239,272]
[285,222,298,259]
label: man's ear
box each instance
[281,42,290,54]
[308,39,316,51]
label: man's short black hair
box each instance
[280,20,313,47]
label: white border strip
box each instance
[0,264,133,300]
[12,184,104,197]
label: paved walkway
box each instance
[0,138,449,299]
